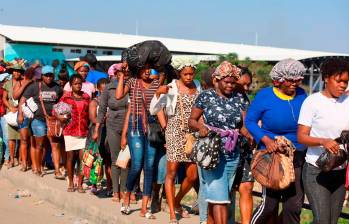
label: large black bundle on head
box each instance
[122,40,172,75]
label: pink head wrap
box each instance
[108,63,122,78]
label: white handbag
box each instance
[116,145,131,169]
[22,97,38,119]
[4,111,18,127]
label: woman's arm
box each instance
[13,79,32,100]
[120,104,131,149]
[188,107,208,137]
[157,109,167,129]
[3,89,16,112]
[298,124,339,154]
[89,99,98,124]
[115,72,130,99]
[17,96,27,125]
[240,110,254,145]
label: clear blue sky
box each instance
[1,0,348,53]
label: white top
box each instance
[149,79,201,116]
[298,92,349,169]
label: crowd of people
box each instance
[0,49,349,224]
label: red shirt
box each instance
[60,92,90,137]
[0,85,5,117]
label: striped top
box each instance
[127,78,160,115]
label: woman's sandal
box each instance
[169,219,179,224]
[175,207,190,218]
[19,166,28,172]
[67,187,75,192]
[140,211,156,219]
[120,204,131,215]
[77,187,86,193]
[54,172,65,180]
[111,192,120,202]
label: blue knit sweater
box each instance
[245,87,307,150]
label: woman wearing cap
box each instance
[93,64,130,201]
[116,62,160,219]
[150,57,201,223]
[19,65,64,178]
[298,58,349,224]
[245,59,307,224]
[189,61,249,224]
[3,63,25,168]
[63,61,95,98]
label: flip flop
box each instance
[169,219,179,224]
[77,187,86,193]
[120,204,131,215]
[140,211,156,219]
[67,187,75,192]
[175,207,190,218]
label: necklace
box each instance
[287,100,296,122]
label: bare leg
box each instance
[77,149,84,189]
[174,163,198,210]
[66,151,75,189]
[165,161,180,220]
[19,128,29,170]
[239,182,254,224]
[208,203,215,224]
[30,137,36,171]
[34,137,44,174]
[8,139,16,166]
[212,203,228,224]
[48,137,61,175]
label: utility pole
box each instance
[136,20,139,36]
[255,32,258,45]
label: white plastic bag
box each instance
[116,145,130,169]
[4,111,18,127]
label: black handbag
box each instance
[190,132,221,170]
[316,130,349,172]
[147,115,165,147]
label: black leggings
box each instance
[107,129,128,193]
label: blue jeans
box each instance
[198,166,208,222]
[126,116,157,196]
[1,116,9,161]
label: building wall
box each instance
[0,36,6,58]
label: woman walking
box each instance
[298,58,349,224]
[246,59,307,224]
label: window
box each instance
[52,48,63,52]
[102,50,113,55]
[87,49,97,54]
[70,49,82,54]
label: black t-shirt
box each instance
[23,81,63,121]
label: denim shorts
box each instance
[201,150,240,204]
[17,117,29,130]
[31,119,47,137]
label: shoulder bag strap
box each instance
[177,81,186,131]
[38,82,48,118]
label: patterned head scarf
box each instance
[270,59,306,82]
[108,63,122,78]
[212,61,241,80]
[171,56,198,71]
[74,61,90,71]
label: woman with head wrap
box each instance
[298,58,349,224]
[245,59,307,224]
[63,61,95,98]
[150,56,202,223]
[189,61,249,224]
[93,63,130,202]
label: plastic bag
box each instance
[315,148,347,172]
[116,145,130,169]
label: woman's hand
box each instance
[17,113,24,125]
[261,136,278,153]
[92,128,99,142]
[121,134,127,150]
[198,125,209,137]
[320,138,340,154]
[9,106,18,113]
[155,85,171,98]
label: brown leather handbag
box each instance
[251,136,295,190]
